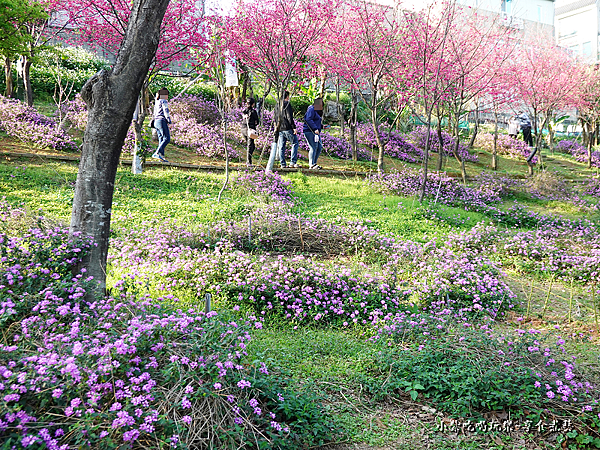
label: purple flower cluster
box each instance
[410,126,478,163]
[233,170,297,204]
[366,168,500,208]
[557,140,600,168]
[0,96,78,152]
[108,209,514,326]
[475,133,533,162]
[169,96,239,159]
[357,124,423,163]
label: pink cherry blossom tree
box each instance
[578,65,600,167]
[326,0,409,172]
[505,34,583,174]
[228,0,337,136]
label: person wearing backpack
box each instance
[303,98,324,170]
[241,97,259,165]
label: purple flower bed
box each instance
[475,133,533,161]
[0,208,332,449]
[0,96,78,151]
[410,126,478,163]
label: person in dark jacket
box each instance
[277,91,299,168]
[241,98,259,165]
[303,98,324,169]
[518,111,533,147]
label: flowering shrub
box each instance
[410,126,478,163]
[0,96,78,151]
[471,171,525,199]
[475,133,532,161]
[0,207,335,449]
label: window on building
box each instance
[568,44,579,56]
[582,41,592,57]
[537,5,542,22]
[558,15,579,39]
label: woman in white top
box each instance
[152,88,171,162]
[508,116,519,139]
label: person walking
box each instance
[152,88,171,162]
[277,91,299,168]
[241,97,259,165]
[508,115,519,139]
[518,111,533,147]
[303,98,324,170]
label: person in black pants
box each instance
[241,98,259,165]
[518,111,534,147]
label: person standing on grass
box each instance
[518,111,533,147]
[508,115,519,139]
[241,97,259,166]
[277,91,300,168]
[303,98,324,170]
[152,88,171,163]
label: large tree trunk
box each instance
[69,0,170,297]
[4,57,13,97]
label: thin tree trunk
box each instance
[587,123,594,169]
[4,57,13,97]
[371,107,385,173]
[419,114,433,203]
[69,0,170,297]
[436,107,444,171]
[492,105,499,171]
[336,76,343,134]
[20,55,33,106]
[318,72,326,99]
[468,104,479,149]
[349,89,358,161]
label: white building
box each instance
[555,0,599,63]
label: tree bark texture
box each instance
[69,0,170,296]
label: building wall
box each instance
[452,0,555,25]
[555,1,599,63]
